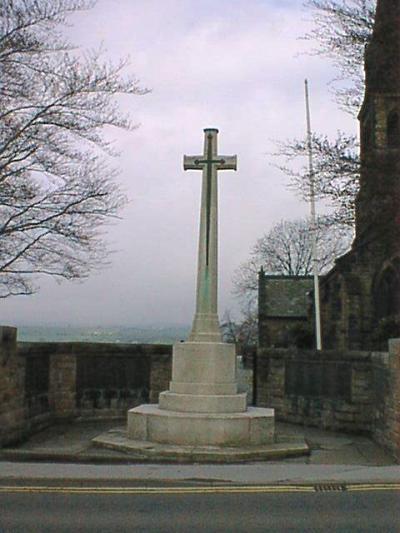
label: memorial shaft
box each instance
[183,128,237,342]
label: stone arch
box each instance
[387,109,400,147]
[341,274,363,350]
[322,271,357,350]
[373,257,400,319]
[362,112,374,149]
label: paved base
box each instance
[1,421,396,466]
[92,428,309,463]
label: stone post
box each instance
[388,339,400,461]
[49,349,77,419]
[0,327,25,446]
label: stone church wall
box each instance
[0,328,172,447]
[256,342,400,461]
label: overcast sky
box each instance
[2,0,356,327]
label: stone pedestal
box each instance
[127,405,274,446]
[127,340,275,447]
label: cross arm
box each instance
[183,155,203,171]
[216,155,237,171]
[183,154,237,171]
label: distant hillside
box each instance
[17,325,191,344]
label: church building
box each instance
[259,0,400,351]
[320,0,400,350]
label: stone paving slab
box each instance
[0,462,399,486]
[0,418,398,486]
[92,428,309,463]
[0,420,397,468]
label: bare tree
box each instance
[275,131,360,228]
[0,0,148,297]
[274,1,375,229]
[233,218,352,301]
[303,0,375,115]
[220,304,258,354]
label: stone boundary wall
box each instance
[256,348,373,432]
[372,339,400,461]
[256,341,400,461]
[0,327,26,446]
[18,342,173,419]
[0,327,172,447]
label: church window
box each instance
[331,282,342,320]
[348,315,359,349]
[322,283,330,303]
[387,110,400,147]
[375,266,400,319]
[362,117,373,148]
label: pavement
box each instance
[0,420,399,486]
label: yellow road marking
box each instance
[0,485,314,495]
[0,484,399,495]
[347,484,400,492]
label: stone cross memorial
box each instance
[126,128,275,454]
[184,128,237,343]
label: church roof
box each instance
[365,0,400,93]
[260,276,313,318]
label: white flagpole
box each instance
[305,79,322,350]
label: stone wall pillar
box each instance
[387,339,400,461]
[49,350,77,418]
[255,348,286,415]
[149,352,172,404]
[254,348,269,406]
[0,327,25,446]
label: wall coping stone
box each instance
[18,342,173,357]
[0,326,17,344]
[258,348,376,362]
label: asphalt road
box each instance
[0,485,399,532]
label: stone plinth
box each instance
[128,404,274,446]
[127,340,275,448]
[159,341,246,413]
[169,341,238,394]
[158,391,247,413]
